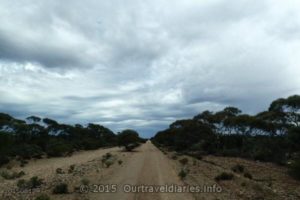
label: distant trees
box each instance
[152,95,300,171]
[117,129,141,151]
[0,114,119,165]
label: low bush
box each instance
[52,183,68,194]
[35,194,50,200]
[20,159,28,167]
[118,160,123,165]
[81,178,90,186]
[0,155,9,166]
[0,170,25,180]
[178,169,187,180]
[215,172,234,181]
[68,164,75,173]
[289,158,300,180]
[17,176,44,189]
[231,164,245,173]
[12,144,43,160]
[179,158,189,165]
[56,168,64,174]
[244,172,253,179]
[104,159,114,168]
[171,154,177,160]
[46,142,73,157]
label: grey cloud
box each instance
[1,0,300,137]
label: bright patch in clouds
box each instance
[1,0,300,137]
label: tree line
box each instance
[152,95,300,179]
[0,114,144,167]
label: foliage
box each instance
[52,183,68,194]
[179,158,189,165]
[0,155,9,166]
[152,95,300,172]
[0,170,25,180]
[35,194,50,200]
[244,172,253,179]
[231,164,244,173]
[215,172,234,181]
[289,158,300,180]
[17,176,44,189]
[178,169,187,180]
[117,129,141,151]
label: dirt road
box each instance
[90,141,195,200]
[2,141,299,200]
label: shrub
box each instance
[81,178,90,186]
[103,153,112,160]
[35,194,50,200]
[56,168,64,174]
[289,159,300,180]
[0,155,9,166]
[104,159,114,168]
[46,142,73,157]
[179,158,189,165]
[171,155,178,160]
[215,172,234,181]
[178,169,187,180]
[193,159,197,166]
[0,170,25,180]
[17,179,27,189]
[231,164,245,173]
[12,144,43,160]
[118,160,123,165]
[52,183,68,194]
[117,130,141,151]
[20,159,28,167]
[18,176,43,189]
[29,176,44,188]
[244,172,253,179]
[68,165,75,173]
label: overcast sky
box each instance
[1,0,300,137]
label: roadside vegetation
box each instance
[152,95,300,180]
[0,114,144,167]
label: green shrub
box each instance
[17,179,27,189]
[104,159,114,168]
[12,144,43,160]
[231,164,245,173]
[46,142,73,157]
[179,158,189,165]
[18,176,43,189]
[56,168,64,174]
[68,164,75,173]
[29,176,44,188]
[20,159,28,167]
[52,183,68,194]
[178,169,187,180]
[0,170,25,180]
[215,172,234,181]
[244,172,253,179]
[171,155,178,160]
[0,155,9,166]
[118,160,123,165]
[103,153,112,159]
[81,178,90,186]
[35,194,50,200]
[289,159,300,180]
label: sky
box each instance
[1,0,300,137]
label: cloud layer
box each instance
[1,0,300,137]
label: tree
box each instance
[26,116,41,123]
[269,95,300,127]
[117,129,140,151]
